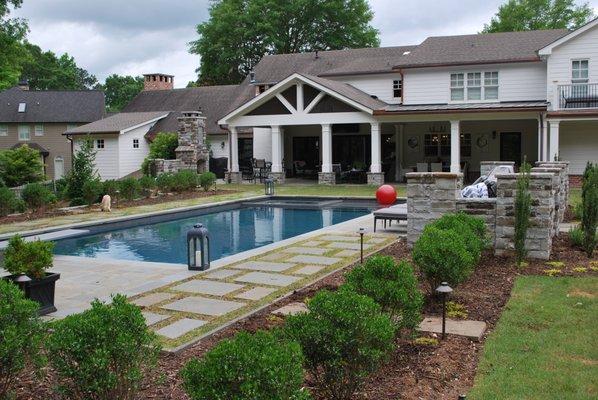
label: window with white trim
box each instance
[393,80,402,98]
[467,72,482,100]
[450,73,464,101]
[572,59,589,83]
[96,139,105,149]
[0,124,7,136]
[451,71,499,101]
[484,72,499,100]
[133,139,139,148]
[18,125,30,141]
[35,124,44,136]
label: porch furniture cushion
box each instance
[417,162,429,172]
[430,162,442,172]
[373,203,407,232]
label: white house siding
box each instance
[74,135,119,180]
[402,63,547,105]
[546,25,598,108]
[253,127,273,162]
[118,125,150,178]
[559,120,598,175]
[208,134,229,159]
[329,73,403,104]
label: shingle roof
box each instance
[122,85,242,137]
[380,101,549,114]
[65,111,168,134]
[393,29,568,68]
[11,142,50,156]
[299,74,387,110]
[0,87,105,123]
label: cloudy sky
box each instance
[12,0,598,87]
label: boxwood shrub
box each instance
[118,177,141,201]
[47,294,161,400]
[413,225,475,291]
[102,179,120,200]
[0,280,46,399]
[82,178,103,205]
[284,288,395,400]
[345,255,423,331]
[182,330,309,400]
[0,186,25,216]
[21,182,56,211]
[429,213,486,263]
[199,171,216,192]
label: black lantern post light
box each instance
[357,227,366,263]
[187,223,210,271]
[436,281,453,340]
[264,178,275,196]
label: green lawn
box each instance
[226,183,405,197]
[468,276,598,400]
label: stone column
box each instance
[450,120,461,173]
[406,172,461,246]
[548,120,560,162]
[318,123,335,184]
[225,126,241,184]
[367,122,384,185]
[536,161,570,223]
[268,125,285,183]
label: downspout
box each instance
[399,69,405,104]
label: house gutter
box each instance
[372,106,548,116]
[391,57,542,70]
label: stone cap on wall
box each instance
[406,172,462,179]
[480,161,515,166]
[495,172,556,180]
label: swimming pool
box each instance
[53,199,376,264]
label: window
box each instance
[424,133,467,157]
[96,139,105,149]
[133,139,139,148]
[572,60,589,83]
[467,72,481,100]
[18,125,30,141]
[450,73,464,101]
[484,72,499,100]
[18,102,26,113]
[35,124,44,136]
[0,124,7,136]
[460,133,472,157]
[393,80,402,98]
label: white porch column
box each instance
[450,120,461,173]
[321,124,332,173]
[541,118,548,161]
[230,126,239,172]
[549,120,560,162]
[370,122,381,173]
[271,125,282,173]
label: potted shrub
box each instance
[2,235,59,315]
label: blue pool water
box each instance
[53,205,372,264]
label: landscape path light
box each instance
[435,281,453,340]
[357,227,366,263]
[187,223,210,271]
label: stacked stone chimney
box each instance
[143,73,174,91]
[175,111,209,172]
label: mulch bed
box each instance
[0,189,237,226]
[13,236,597,400]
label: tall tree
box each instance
[190,0,380,85]
[100,74,144,112]
[482,0,595,33]
[0,0,28,90]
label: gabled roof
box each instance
[0,87,105,123]
[538,17,598,55]
[64,111,168,135]
[301,74,387,110]
[393,29,568,69]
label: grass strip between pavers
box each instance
[129,233,397,350]
[468,275,598,400]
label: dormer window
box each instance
[393,80,402,98]
[18,102,26,112]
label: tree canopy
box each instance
[101,74,144,112]
[0,0,28,90]
[483,0,595,33]
[190,0,380,85]
[0,145,44,187]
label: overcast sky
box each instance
[12,0,598,87]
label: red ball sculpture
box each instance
[376,184,397,206]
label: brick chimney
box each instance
[143,73,174,91]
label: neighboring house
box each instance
[74,18,598,184]
[0,84,105,180]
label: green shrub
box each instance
[156,172,175,193]
[21,182,56,211]
[3,235,54,279]
[345,255,423,331]
[284,288,395,400]
[142,133,178,176]
[0,280,46,399]
[429,213,486,263]
[119,177,141,201]
[0,186,24,216]
[138,175,156,197]
[102,179,120,200]
[573,201,583,220]
[199,171,216,192]
[581,162,598,257]
[69,197,86,207]
[182,330,309,400]
[47,294,161,400]
[413,225,474,291]
[0,145,45,187]
[65,138,97,202]
[54,178,69,200]
[569,225,584,249]
[514,161,532,265]
[82,178,103,205]
[172,170,199,192]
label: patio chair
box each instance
[416,162,429,172]
[430,162,442,172]
[373,203,407,232]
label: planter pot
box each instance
[2,272,60,316]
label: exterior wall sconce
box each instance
[436,281,453,340]
[264,178,274,196]
[187,223,210,271]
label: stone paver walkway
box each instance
[130,232,395,351]
[418,316,487,341]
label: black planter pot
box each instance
[2,272,60,316]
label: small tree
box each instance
[0,145,45,187]
[514,161,532,266]
[581,162,598,257]
[142,132,178,175]
[66,138,97,203]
